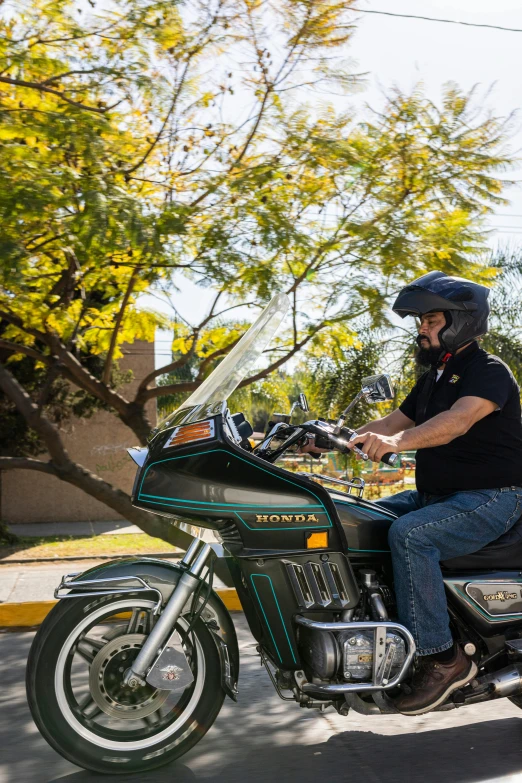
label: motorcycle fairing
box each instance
[65,558,240,700]
[138,447,331,531]
[133,413,346,553]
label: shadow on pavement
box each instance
[49,717,522,783]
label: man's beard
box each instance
[415,335,442,368]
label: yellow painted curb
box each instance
[0,590,242,628]
[0,600,58,627]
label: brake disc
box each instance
[88,633,169,720]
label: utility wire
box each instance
[355,8,522,34]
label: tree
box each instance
[0,0,515,540]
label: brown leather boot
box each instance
[394,645,477,716]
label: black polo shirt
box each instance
[399,342,522,495]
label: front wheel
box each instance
[26,594,225,774]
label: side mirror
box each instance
[361,373,394,403]
[298,393,309,412]
[289,392,310,418]
[271,392,310,429]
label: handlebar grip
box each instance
[351,443,398,466]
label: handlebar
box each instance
[352,444,399,467]
[307,425,399,467]
[255,419,399,467]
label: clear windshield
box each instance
[157,293,290,429]
[184,293,289,406]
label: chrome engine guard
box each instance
[295,616,416,695]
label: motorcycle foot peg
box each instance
[452,689,466,705]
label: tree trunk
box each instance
[121,403,155,447]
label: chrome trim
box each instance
[298,473,366,498]
[181,537,204,568]
[285,562,315,609]
[258,646,294,701]
[334,390,364,433]
[284,559,351,610]
[127,446,149,467]
[55,574,163,615]
[223,407,242,445]
[256,421,294,453]
[294,616,415,693]
[474,664,522,699]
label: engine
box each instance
[297,569,407,684]
[339,629,406,682]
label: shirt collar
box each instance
[451,340,479,364]
[444,341,479,370]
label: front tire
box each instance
[27,594,225,774]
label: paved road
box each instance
[2,616,522,783]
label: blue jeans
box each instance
[376,487,522,656]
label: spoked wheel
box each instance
[27,595,225,774]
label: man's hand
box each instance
[348,431,402,463]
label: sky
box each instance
[147,0,522,367]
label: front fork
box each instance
[124,538,213,689]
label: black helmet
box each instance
[392,271,490,356]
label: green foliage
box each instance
[229,375,296,432]
[0,0,517,458]
[482,249,522,385]
[302,328,386,427]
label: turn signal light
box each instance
[163,420,215,449]
[306,532,328,549]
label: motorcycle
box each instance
[27,293,522,774]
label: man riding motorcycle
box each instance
[304,271,522,715]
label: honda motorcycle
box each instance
[27,294,522,773]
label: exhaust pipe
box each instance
[477,664,522,698]
[458,664,522,706]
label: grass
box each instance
[0,533,180,562]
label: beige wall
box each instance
[2,341,158,524]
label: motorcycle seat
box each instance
[441,512,522,571]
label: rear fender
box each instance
[67,557,239,700]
